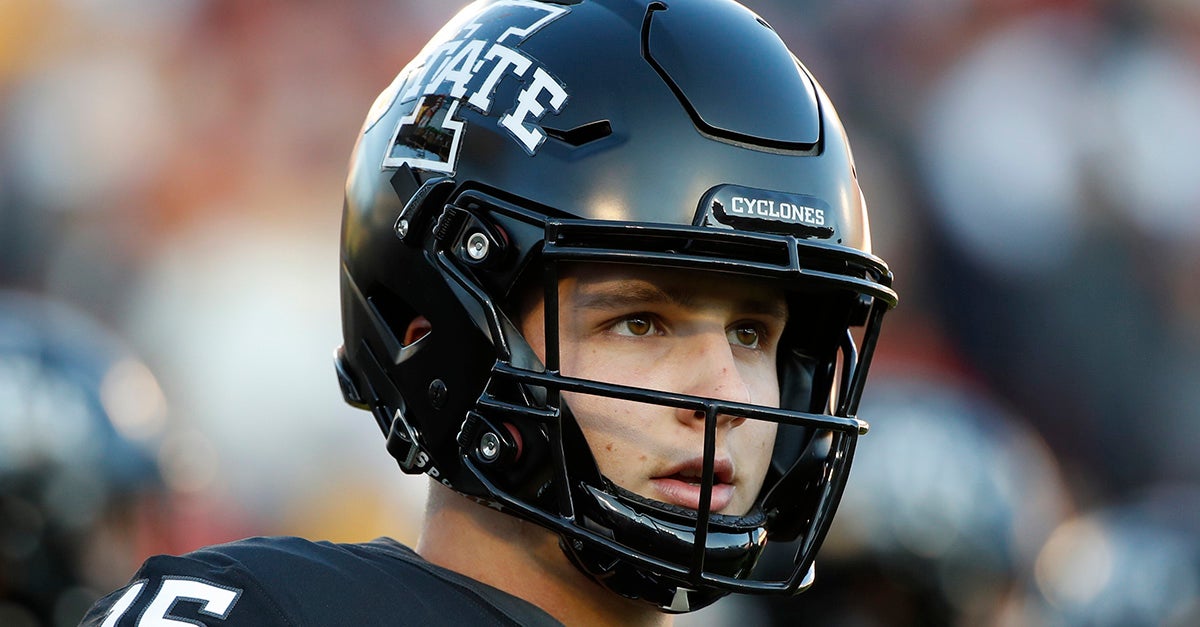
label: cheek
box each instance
[519,307,547,361]
[741,358,782,408]
[567,392,644,445]
[733,421,778,482]
[564,392,651,480]
[561,344,657,387]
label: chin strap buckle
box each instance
[386,407,426,474]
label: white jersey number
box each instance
[101,578,242,626]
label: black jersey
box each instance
[80,536,564,626]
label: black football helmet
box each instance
[335,0,896,613]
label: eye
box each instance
[728,323,763,349]
[611,315,658,337]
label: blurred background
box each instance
[1,0,1197,625]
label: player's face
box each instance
[521,263,785,516]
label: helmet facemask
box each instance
[399,187,896,612]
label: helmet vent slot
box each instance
[543,120,613,147]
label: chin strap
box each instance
[554,481,770,613]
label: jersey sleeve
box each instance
[79,551,294,627]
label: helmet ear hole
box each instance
[403,316,432,346]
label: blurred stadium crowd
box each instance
[1,0,1197,625]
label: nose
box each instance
[675,330,753,429]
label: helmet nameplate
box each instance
[701,184,836,239]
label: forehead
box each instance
[560,263,787,313]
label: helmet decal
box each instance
[702,184,836,239]
[376,0,571,173]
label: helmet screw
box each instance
[428,379,448,409]
[479,432,501,462]
[395,218,409,239]
[465,232,490,261]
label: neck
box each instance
[417,481,671,627]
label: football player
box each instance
[83,1,896,625]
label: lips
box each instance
[650,458,735,512]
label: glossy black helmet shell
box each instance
[337,0,895,612]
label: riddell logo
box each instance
[366,1,571,174]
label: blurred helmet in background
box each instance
[0,290,167,627]
[753,371,1070,626]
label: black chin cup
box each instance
[562,484,768,613]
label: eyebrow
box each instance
[574,282,789,321]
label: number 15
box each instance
[100,578,241,626]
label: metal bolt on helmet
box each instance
[336,0,897,613]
